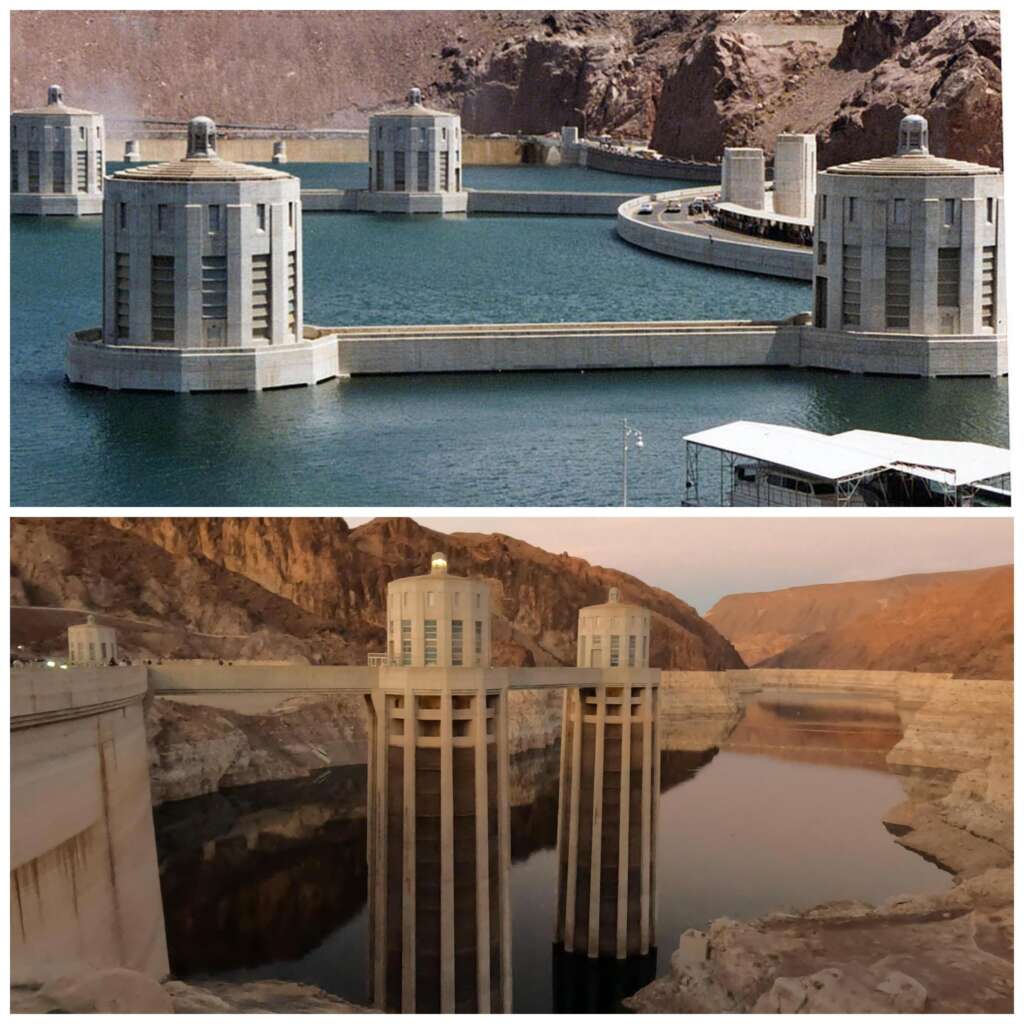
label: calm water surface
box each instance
[154,688,949,1012]
[11,165,1007,506]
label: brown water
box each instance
[154,688,950,1011]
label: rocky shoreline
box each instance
[624,673,1013,1014]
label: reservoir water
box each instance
[11,165,1008,506]
[154,687,950,1012]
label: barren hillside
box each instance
[707,565,1013,678]
[11,9,1001,166]
[10,516,744,671]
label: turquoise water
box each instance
[10,167,1009,507]
[105,160,699,194]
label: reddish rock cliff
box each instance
[706,565,1013,679]
[11,516,744,671]
[10,11,1000,166]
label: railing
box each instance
[366,652,390,667]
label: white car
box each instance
[637,203,655,216]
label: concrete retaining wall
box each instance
[467,189,639,215]
[67,314,1005,386]
[105,134,523,166]
[300,188,638,215]
[327,321,801,374]
[617,195,814,281]
[12,193,104,217]
[10,667,169,985]
[583,145,721,182]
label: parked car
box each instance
[638,203,655,215]
[665,201,682,214]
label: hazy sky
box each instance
[348,516,1012,613]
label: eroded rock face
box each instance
[145,695,366,804]
[166,978,371,1013]
[706,565,1013,680]
[13,968,174,1013]
[822,11,1003,167]
[147,686,569,804]
[96,516,744,671]
[651,30,831,160]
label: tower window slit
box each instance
[884,247,911,329]
[981,246,997,328]
[52,150,65,192]
[201,256,227,327]
[28,150,40,192]
[937,247,961,307]
[150,255,176,341]
[841,245,861,326]
[75,150,87,192]
[251,254,271,339]
[115,253,130,338]
[451,620,463,666]
[287,250,297,331]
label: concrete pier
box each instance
[555,677,660,958]
[366,669,512,1013]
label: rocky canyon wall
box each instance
[706,565,1012,679]
[10,10,1001,166]
[11,516,744,672]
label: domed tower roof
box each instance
[825,114,999,177]
[13,83,98,116]
[580,586,646,614]
[112,115,291,182]
[371,86,456,119]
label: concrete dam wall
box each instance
[583,146,721,183]
[106,133,524,166]
[10,667,169,986]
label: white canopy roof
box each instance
[713,201,812,228]
[684,421,1010,487]
[833,430,1011,487]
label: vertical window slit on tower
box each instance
[201,256,227,332]
[937,247,961,308]
[115,253,130,338]
[75,150,87,192]
[841,245,862,326]
[150,255,176,341]
[287,251,297,331]
[982,246,997,328]
[451,619,463,666]
[884,247,911,328]
[52,150,65,192]
[251,253,271,339]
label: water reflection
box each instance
[725,689,905,768]
[154,687,951,1012]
